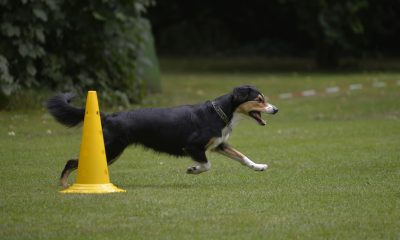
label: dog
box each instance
[47,85,278,187]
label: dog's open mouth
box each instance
[249,111,266,126]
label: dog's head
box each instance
[232,85,278,126]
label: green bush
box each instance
[0,0,156,108]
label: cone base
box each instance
[60,183,126,194]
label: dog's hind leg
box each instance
[185,147,211,174]
[60,159,78,187]
[214,143,267,171]
[105,140,127,166]
[59,135,127,188]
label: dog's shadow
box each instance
[120,183,194,190]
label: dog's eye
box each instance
[256,98,263,103]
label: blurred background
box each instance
[150,0,400,67]
[0,0,399,108]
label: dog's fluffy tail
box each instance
[46,93,85,127]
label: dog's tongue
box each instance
[250,111,267,126]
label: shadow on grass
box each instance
[123,183,194,190]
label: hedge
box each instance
[0,0,159,108]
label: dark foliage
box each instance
[0,0,155,105]
[148,0,400,69]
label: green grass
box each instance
[1,67,400,239]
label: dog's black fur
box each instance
[47,86,275,185]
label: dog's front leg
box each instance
[214,143,268,171]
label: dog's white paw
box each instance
[250,163,268,171]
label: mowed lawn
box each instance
[1,69,399,239]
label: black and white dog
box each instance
[47,85,278,187]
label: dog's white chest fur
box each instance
[207,113,242,150]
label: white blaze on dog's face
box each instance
[235,93,278,126]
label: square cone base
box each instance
[60,183,126,194]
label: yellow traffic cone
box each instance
[61,91,126,194]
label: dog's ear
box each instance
[233,86,252,102]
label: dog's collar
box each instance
[211,101,230,125]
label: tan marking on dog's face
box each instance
[235,94,268,114]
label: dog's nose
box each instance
[273,108,278,114]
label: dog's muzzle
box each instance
[265,104,278,115]
[249,103,278,126]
